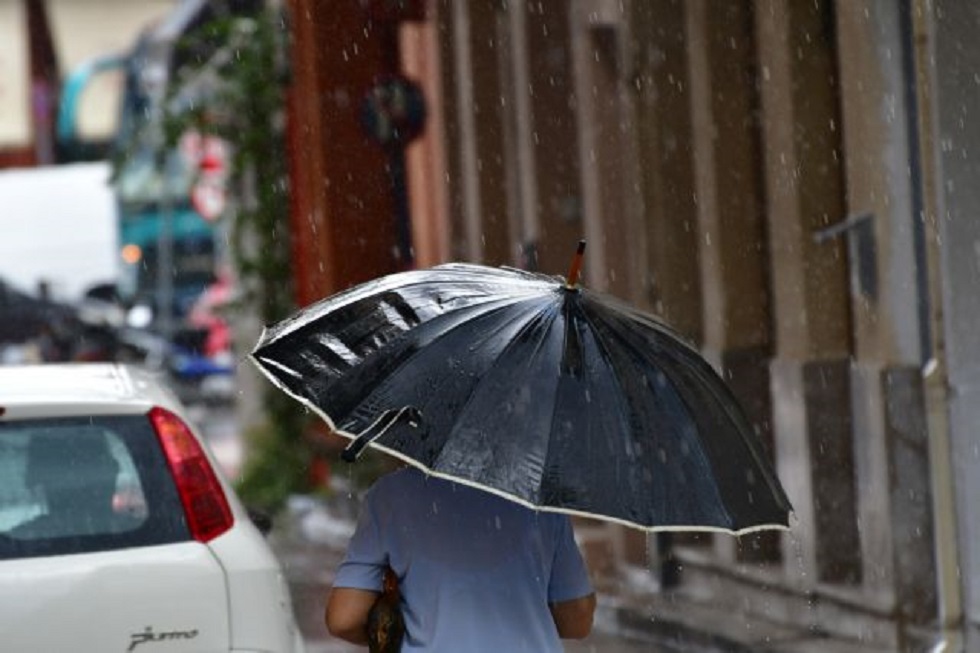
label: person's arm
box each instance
[550,592,597,639]
[547,516,597,639]
[325,483,387,645]
[325,587,379,645]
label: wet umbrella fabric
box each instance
[251,263,792,534]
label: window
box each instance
[0,415,189,559]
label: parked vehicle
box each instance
[0,163,117,304]
[0,363,304,653]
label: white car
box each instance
[0,363,305,653]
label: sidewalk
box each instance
[594,560,902,653]
[600,588,894,653]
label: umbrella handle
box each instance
[341,406,422,462]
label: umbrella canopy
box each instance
[251,257,792,535]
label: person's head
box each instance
[26,431,120,511]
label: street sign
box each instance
[181,130,229,221]
[191,179,226,221]
[179,131,229,173]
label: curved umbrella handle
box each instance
[341,406,422,462]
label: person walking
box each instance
[325,466,596,651]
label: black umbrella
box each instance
[251,244,792,534]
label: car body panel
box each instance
[209,526,304,652]
[0,543,229,652]
[0,362,171,410]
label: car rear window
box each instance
[0,415,190,559]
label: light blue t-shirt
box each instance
[333,468,593,652]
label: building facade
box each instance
[285,1,980,649]
[0,0,176,169]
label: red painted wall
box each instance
[285,0,405,307]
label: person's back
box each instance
[328,467,595,652]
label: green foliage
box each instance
[234,418,312,514]
[161,7,312,512]
[165,8,295,320]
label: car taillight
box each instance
[149,406,234,542]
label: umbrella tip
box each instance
[565,240,587,288]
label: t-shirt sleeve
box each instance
[547,516,593,603]
[332,490,386,592]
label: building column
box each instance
[685,0,773,565]
[929,0,980,648]
[836,0,939,645]
[438,0,530,266]
[631,0,702,342]
[400,13,451,268]
[755,0,857,586]
[520,1,583,275]
[569,0,644,300]
[285,0,402,301]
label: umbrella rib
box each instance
[574,301,735,528]
[260,266,550,344]
[535,299,590,507]
[566,305,654,506]
[606,303,791,513]
[339,293,557,448]
[435,294,563,495]
[325,293,546,431]
[253,352,303,379]
[447,294,560,419]
[372,294,547,384]
[589,302,792,524]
